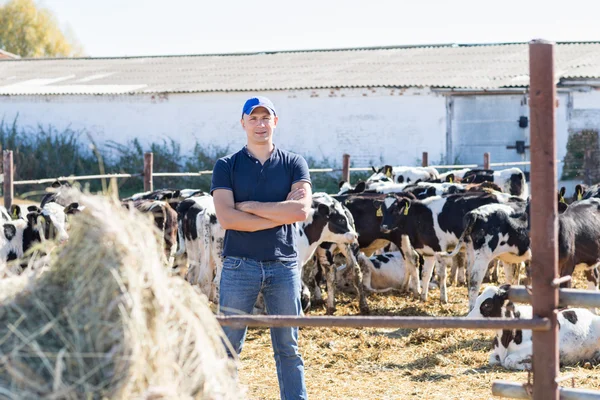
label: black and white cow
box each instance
[378,191,516,303]
[176,195,225,302]
[367,165,440,184]
[352,251,420,293]
[468,285,600,370]
[0,202,79,276]
[443,199,531,311]
[447,197,600,311]
[461,168,529,200]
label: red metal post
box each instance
[422,152,428,167]
[3,151,13,210]
[342,154,350,183]
[144,152,153,192]
[529,39,559,400]
[483,152,490,170]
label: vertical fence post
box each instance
[422,152,428,167]
[342,154,350,183]
[483,152,490,170]
[3,151,13,210]
[144,152,153,192]
[529,39,559,400]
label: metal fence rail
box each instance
[492,381,600,400]
[14,173,142,186]
[216,315,552,330]
[3,149,559,208]
[509,286,600,309]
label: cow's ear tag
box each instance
[559,196,566,204]
[376,206,383,217]
[385,170,392,178]
[449,176,453,183]
[403,204,410,216]
[577,192,583,201]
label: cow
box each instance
[367,165,440,184]
[468,285,600,370]
[353,250,420,293]
[176,195,225,302]
[0,202,79,276]
[378,191,517,304]
[442,199,531,311]
[447,197,600,311]
[556,198,600,293]
[575,183,600,201]
[461,168,529,200]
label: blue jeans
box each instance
[219,256,308,400]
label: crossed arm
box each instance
[213,181,312,232]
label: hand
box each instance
[287,188,306,201]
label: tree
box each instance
[0,0,84,58]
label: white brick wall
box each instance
[0,87,446,168]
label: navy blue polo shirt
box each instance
[210,145,311,261]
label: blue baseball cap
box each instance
[242,96,277,117]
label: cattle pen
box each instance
[1,40,600,399]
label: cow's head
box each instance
[367,165,394,183]
[574,184,587,202]
[310,195,358,244]
[466,284,513,319]
[27,202,80,244]
[377,195,411,234]
[337,181,366,195]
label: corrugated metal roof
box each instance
[1,42,600,95]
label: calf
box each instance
[367,165,440,184]
[468,285,600,370]
[378,191,515,303]
[462,168,529,200]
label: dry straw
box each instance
[0,190,244,399]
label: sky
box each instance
[30,0,600,57]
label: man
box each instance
[211,96,311,400]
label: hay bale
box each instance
[0,191,244,399]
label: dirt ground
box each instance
[235,274,600,400]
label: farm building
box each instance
[1,42,600,179]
